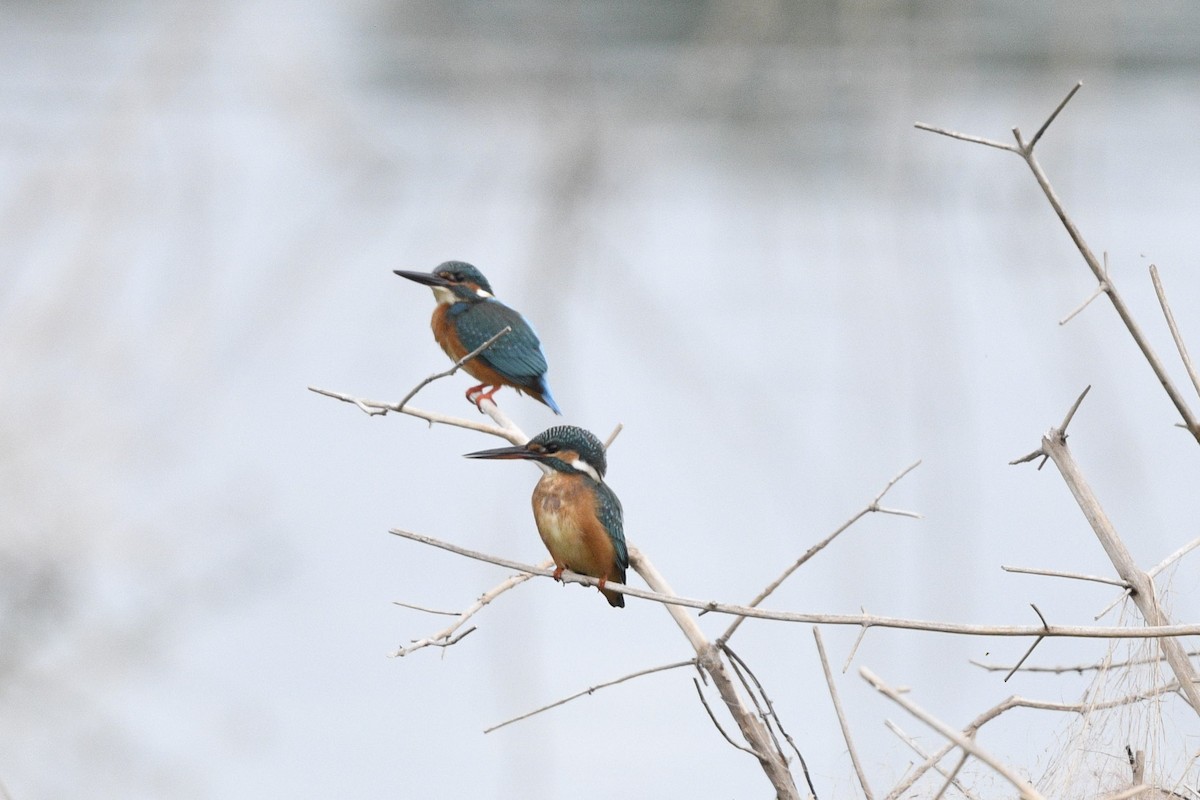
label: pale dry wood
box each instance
[719,460,922,645]
[391,526,1200,640]
[395,325,512,411]
[1038,429,1200,715]
[861,667,1046,800]
[1150,264,1200,405]
[1095,536,1200,620]
[884,720,981,800]
[1002,564,1128,588]
[884,683,1184,798]
[971,649,1200,675]
[813,627,874,800]
[485,659,696,734]
[918,82,1200,444]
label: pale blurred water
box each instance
[1,1,1199,798]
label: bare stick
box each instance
[841,607,873,673]
[1001,564,1128,588]
[884,683,1181,799]
[389,565,546,657]
[913,122,1018,153]
[861,667,1046,800]
[1059,252,1109,326]
[603,423,624,450]
[392,601,462,616]
[1036,427,1200,714]
[485,659,695,734]
[971,649,1200,675]
[719,460,922,644]
[1096,536,1200,619]
[390,528,1200,640]
[930,752,970,800]
[885,720,981,800]
[1002,605,1049,682]
[692,678,759,758]
[309,386,518,440]
[1095,787,1150,800]
[396,326,512,411]
[919,83,1200,444]
[813,627,874,800]
[1150,263,1200,404]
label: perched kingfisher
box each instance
[394,261,561,414]
[465,426,628,608]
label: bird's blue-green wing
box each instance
[595,482,628,569]
[453,299,549,380]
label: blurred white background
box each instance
[2,1,1199,797]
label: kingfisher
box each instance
[465,425,628,608]
[394,261,561,414]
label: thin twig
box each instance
[813,628,874,800]
[396,326,512,411]
[861,667,1046,800]
[913,122,1018,153]
[692,678,759,758]
[883,683,1182,799]
[1059,252,1109,326]
[485,660,695,734]
[1002,604,1050,682]
[971,649,1200,675]
[1037,429,1200,714]
[309,386,517,440]
[842,606,871,673]
[1060,384,1091,432]
[603,423,624,450]
[1096,536,1200,619]
[919,82,1200,444]
[1150,263,1200,405]
[390,527,1200,640]
[389,565,547,657]
[885,720,981,800]
[930,752,970,800]
[719,461,921,644]
[392,600,463,616]
[1002,564,1128,588]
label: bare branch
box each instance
[971,649,1200,675]
[1002,564,1128,588]
[1038,429,1200,714]
[1096,536,1200,619]
[842,606,871,673]
[1028,80,1083,151]
[396,326,512,411]
[485,659,695,734]
[813,628,874,800]
[692,678,759,758]
[885,683,1183,798]
[1059,252,1109,325]
[885,720,982,800]
[861,666,1046,800]
[719,460,922,644]
[1059,384,1092,433]
[308,386,518,440]
[913,122,1018,153]
[603,423,624,450]
[390,528,1200,640]
[1002,604,1050,682]
[930,752,970,800]
[1150,264,1200,405]
[391,600,463,616]
[389,565,547,658]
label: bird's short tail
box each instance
[537,380,562,415]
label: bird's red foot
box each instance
[552,565,564,582]
[466,384,502,412]
[597,576,608,593]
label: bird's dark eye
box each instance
[542,443,560,454]
[441,272,460,283]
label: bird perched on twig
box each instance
[465,425,628,608]
[395,261,561,414]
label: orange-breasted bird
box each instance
[465,425,628,608]
[394,261,561,414]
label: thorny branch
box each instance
[917,81,1200,444]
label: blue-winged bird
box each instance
[394,261,561,414]
[466,426,628,607]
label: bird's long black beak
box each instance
[464,444,540,461]
[394,269,450,287]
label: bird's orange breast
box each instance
[531,472,618,585]
[430,305,511,388]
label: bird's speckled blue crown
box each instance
[531,425,607,478]
[435,261,494,295]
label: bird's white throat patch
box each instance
[431,286,456,305]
